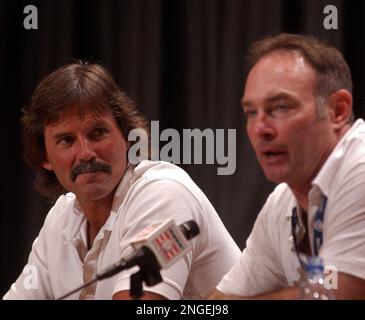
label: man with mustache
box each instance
[3,62,240,300]
[210,33,365,299]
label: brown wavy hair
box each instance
[22,61,150,200]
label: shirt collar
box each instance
[311,119,364,197]
[62,165,136,243]
[62,210,87,244]
[286,119,364,218]
[110,164,135,213]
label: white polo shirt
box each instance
[4,161,240,300]
[217,119,365,297]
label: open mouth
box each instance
[263,151,287,157]
[261,150,288,164]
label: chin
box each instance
[79,185,114,201]
[264,171,287,184]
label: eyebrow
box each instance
[241,92,297,108]
[52,132,69,140]
[51,120,110,141]
[240,99,253,108]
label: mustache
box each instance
[70,160,112,182]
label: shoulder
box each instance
[335,120,365,173]
[266,183,293,204]
[129,161,207,203]
[325,121,365,191]
[42,193,77,231]
[118,161,223,241]
[133,160,193,182]
[263,183,294,213]
[255,183,295,229]
[27,193,77,255]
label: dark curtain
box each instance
[1,0,364,296]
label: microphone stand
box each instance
[130,246,163,300]
[130,271,144,300]
[58,246,162,300]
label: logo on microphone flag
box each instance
[154,229,183,262]
[131,218,192,269]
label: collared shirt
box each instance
[217,119,365,297]
[4,161,240,300]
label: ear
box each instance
[327,89,353,128]
[41,161,53,171]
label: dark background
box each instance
[1,0,364,296]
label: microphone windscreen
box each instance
[179,220,200,240]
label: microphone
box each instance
[58,219,200,299]
[97,218,200,279]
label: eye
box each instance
[90,127,108,140]
[274,104,288,110]
[270,103,292,117]
[243,107,258,118]
[57,136,75,147]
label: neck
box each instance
[289,124,351,212]
[291,188,310,212]
[77,193,115,248]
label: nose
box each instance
[77,138,97,162]
[249,113,276,141]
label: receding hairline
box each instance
[248,48,319,76]
[243,50,318,102]
[247,33,335,67]
[246,33,353,96]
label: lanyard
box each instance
[291,195,327,269]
